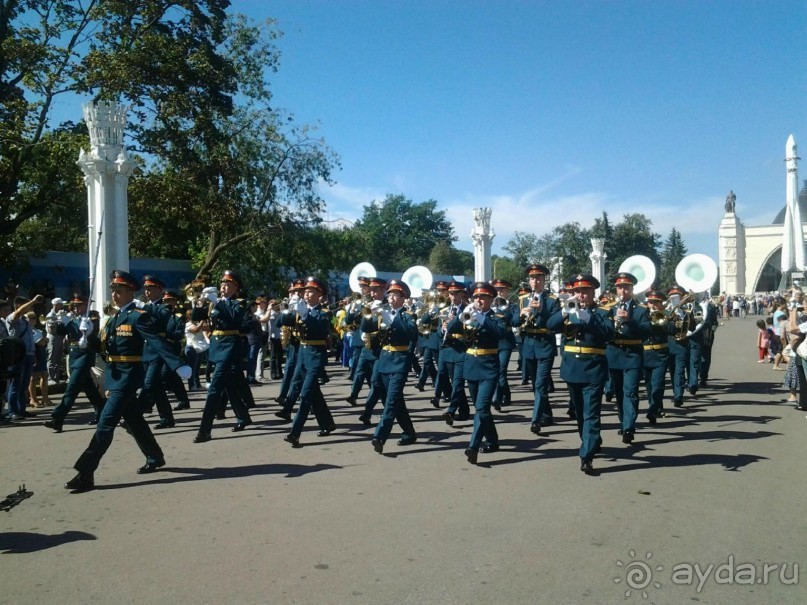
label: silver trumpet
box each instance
[614,302,628,331]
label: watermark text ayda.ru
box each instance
[672,555,798,593]
[615,551,799,598]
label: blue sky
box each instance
[235,0,806,260]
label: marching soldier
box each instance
[193,270,254,443]
[604,272,652,444]
[159,291,191,412]
[491,279,520,412]
[44,295,105,432]
[519,264,561,433]
[415,294,442,393]
[547,274,612,474]
[429,280,452,404]
[439,281,471,425]
[642,290,672,424]
[274,279,305,416]
[64,271,191,491]
[283,277,337,446]
[697,296,719,386]
[368,279,419,453]
[666,285,690,407]
[352,277,386,424]
[135,275,177,429]
[346,276,371,382]
[460,282,505,465]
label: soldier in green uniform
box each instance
[603,272,652,444]
[44,295,105,432]
[518,264,561,432]
[283,277,337,446]
[193,270,254,442]
[368,279,419,453]
[642,289,672,424]
[547,274,613,475]
[459,282,506,465]
[159,291,191,412]
[135,275,177,429]
[64,271,191,491]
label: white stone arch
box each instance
[751,244,783,292]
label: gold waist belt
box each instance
[643,343,668,350]
[108,355,143,362]
[300,340,326,346]
[446,333,463,339]
[466,348,498,356]
[564,346,605,355]
[522,328,551,334]
[613,339,642,346]
[383,345,410,352]
[213,330,240,336]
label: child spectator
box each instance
[766,316,781,365]
[757,319,770,362]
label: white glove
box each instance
[295,300,307,315]
[79,316,94,335]
[561,305,570,318]
[289,294,300,306]
[134,299,146,309]
[202,287,218,303]
[568,309,581,324]
[78,334,88,349]
[576,308,591,323]
[470,310,485,326]
[686,330,694,337]
[176,365,192,380]
[371,299,383,310]
[380,309,394,327]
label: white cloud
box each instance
[320,178,748,260]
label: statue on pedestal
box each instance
[724,190,736,214]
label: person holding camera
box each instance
[4,294,43,420]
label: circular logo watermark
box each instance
[615,550,664,598]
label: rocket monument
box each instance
[781,134,803,277]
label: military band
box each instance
[46,257,722,491]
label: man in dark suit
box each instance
[547,274,613,474]
[193,270,254,443]
[604,272,653,444]
[44,295,105,432]
[64,271,191,491]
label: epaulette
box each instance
[638,303,648,309]
[518,293,530,300]
[175,312,184,318]
[599,302,616,311]
[133,309,146,314]
[548,294,558,299]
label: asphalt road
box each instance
[1,315,805,605]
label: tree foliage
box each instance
[658,227,688,289]
[353,194,455,272]
[429,241,473,277]
[1,1,340,276]
[604,213,662,286]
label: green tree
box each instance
[429,241,473,276]
[658,227,688,289]
[6,121,89,265]
[353,194,455,271]
[502,231,542,268]
[606,213,661,287]
[1,2,340,276]
[491,256,523,287]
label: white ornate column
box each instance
[471,208,494,282]
[589,238,607,297]
[77,101,136,312]
[718,191,745,294]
